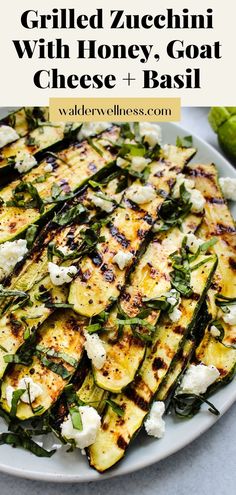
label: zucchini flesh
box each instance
[1,310,85,420]
[69,146,196,317]
[0,273,67,378]
[88,254,217,472]
[187,163,236,346]
[195,332,236,381]
[0,127,120,244]
[94,214,202,393]
[0,107,49,141]
[77,370,109,416]
[2,171,124,295]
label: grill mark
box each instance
[152,357,167,370]
[88,162,97,172]
[214,223,236,235]
[187,167,215,179]
[188,292,200,301]
[143,213,153,225]
[78,267,91,282]
[103,269,115,283]
[9,314,23,337]
[173,325,185,335]
[90,251,103,267]
[125,386,150,411]
[117,435,128,450]
[229,257,236,270]
[120,291,131,302]
[110,224,130,248]
[154,170,164,177]
[206,196,225,204]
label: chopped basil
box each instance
[10,389,25,416]
[87,137,103,157]
[25,224,38,249]
[45,302,74,309]
[0,285,29,301]
[53,204,88,226]
[6,182,44,213]
[69,406,83,431]
[36,345,78,368]
[37,354,72,379]
[106,399,124,417]
[176,135,193,148]
[0,431,56,457]
[172,393,220,418]
[157,183,192,232]
[215,294,236,308]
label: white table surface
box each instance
[0,107,235,495]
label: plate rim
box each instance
[0,120,235,483]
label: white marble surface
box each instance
[0,107,235,494]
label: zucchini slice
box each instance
[187,163,236,346]
[94,214,202,393]
[69,146,196,318]
[88,253,217,472]
[1,310,85,420]
[195,332,236,382]
[0,126,120,244]
[0,107,49,141]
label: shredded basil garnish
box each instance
[36,345,78,368]
[172,393,220,418]
[176,135,193,148]
[106,399,124,417]
[10,389,25,416]
[6,182,44,213]
[53,204,88,226]
[25,224,38,249]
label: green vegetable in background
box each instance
[208,107,236,161]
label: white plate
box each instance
[0,121,235,482]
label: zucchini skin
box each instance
[187,162,236,346]
[88,254,217,472]
[94,214,202,393]
[69,146,196,318]
[1,310,85,420]
[0,127,120,244]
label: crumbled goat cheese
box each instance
[190,189,206,213]
[152,220,164,233]
[14,151,37,174]
[222,305,236,325]
[84,331,106,370]
[0,125,19,148]
[61,405,101,450]
[219,177,236,201]
[48,262,77,286]
[185,233,203,253]
[90,193,114,213]
[6,377,43,408]
[172,174,195,199]
[116,157,127,169]
[178,364,220,395]
[78,122,110,140]
[166,289,182,323]
[145,401,165,439]
[130,156,150,173]
[44,163,53,173]
[0,239,28,281]
[112,250,134,270]
[139,122,162,148]
[210,325,221,338]
[126,185,156,205]
[58,245,73,256]
[169,307,182,323]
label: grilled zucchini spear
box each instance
[88,253,217,472]
[0,126,119,244]
[69,146,196,317]
[94,214,202,393]
[0,107,49,140]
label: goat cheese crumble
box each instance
[6,376,43,408]
[145,401,165,439]
[178,364,220,395]
[222,305,236,325]
[172,174,205,213]
[219,177,236,201]
[112,250,134,270]
[48,262,77,286]
[166,289,182,323]
[0,239,28,281]
[139,123,162,148]
[185,233,203,253]
[117,156,150,173]
[84,331,106,370]
[210,325,221,338]
[90,193,114,213]
[44,163,53,173]
[78,122,110,140]
[0,125,19,148]
[14,151,38,174]
[126,185,156,205]
[61,405,101,450]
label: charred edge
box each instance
[152,357,168,371]
[90,251,103,267]
[214,223,236,235]
[173,325,185,335]
[188,292,200,301]
[109,224,130,248]
[117,435,128,450]
[229,257,236,270]
[186,166,215,180]
[9,314,23,337]
[206,197,225,205]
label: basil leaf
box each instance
[10,389,25,416]
[106,399,124,417]
[36,345,78,368]
[53,204,87,226]
[173,393,220,418]
[70,407,83,431]
[0,285,29,301]
[25,224,38,249]
[36,354,72,379]
[87,137,103,157]
[176,135,193,148]
[116,317,155,332]
[0,432,56,457]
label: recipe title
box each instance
[12,8,222,90]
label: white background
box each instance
[0,0,235,105]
